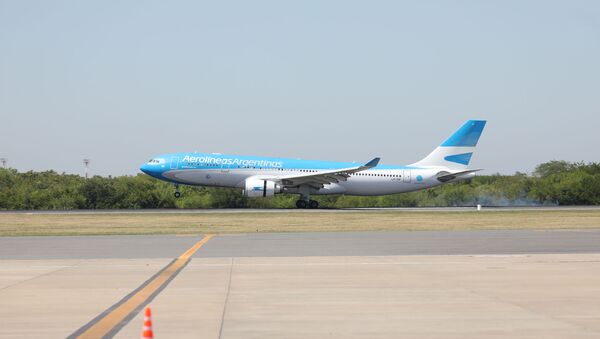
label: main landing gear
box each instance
[174,184,181,198]
[295,188,319,209]
[296,199,319,209]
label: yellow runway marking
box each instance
[74,234,213,339]
[180,235,213,259]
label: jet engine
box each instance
[243,178,282,198]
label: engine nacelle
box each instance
[243,178,282,198]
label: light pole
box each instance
[83,159,90,179]
[0,158,6,168]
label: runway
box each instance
[2,229,600,259]
[2,205,600,215]
[2,230,600,338]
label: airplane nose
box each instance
[140,162,164,179]
[140,163,152,175]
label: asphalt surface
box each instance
[0,235,199,259]
[2,229,600,259]
[2,206,600,214]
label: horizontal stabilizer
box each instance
[436,169,482,182]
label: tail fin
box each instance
[410,120,486,170]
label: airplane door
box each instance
[170,156,179,170]
[220,162,230,173]
[403,170,411,183]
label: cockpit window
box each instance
[148,158,165,164]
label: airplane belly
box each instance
[162,169,207,185]
[162,169,250,188]
[341,179,412,196]
[221,170,247,187]
[164,169,230,186]
[315,183,347,195]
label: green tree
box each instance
[534,160,575,177]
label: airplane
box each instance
[140,120,486,208]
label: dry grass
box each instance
[0,210,599,236]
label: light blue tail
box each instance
[441,120,487,147]
[411,120,487,170]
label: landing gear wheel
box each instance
[174,191,181,198]
[296,200,307,209]
[308,200,319,209]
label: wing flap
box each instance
[277,157,380,187]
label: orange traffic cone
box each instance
[142,306,154,339]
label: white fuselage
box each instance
[157,163,462,195]
[140,121,486,202]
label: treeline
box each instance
[0,160,599,210]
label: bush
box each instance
[0,160,599,209]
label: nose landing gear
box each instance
[174,184,181,198]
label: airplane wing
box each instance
[276,157,380,189]
[436,169,482,182]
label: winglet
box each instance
[364,157,380,168]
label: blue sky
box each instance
[1,1,599,176]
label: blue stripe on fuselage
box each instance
[156,153,421,171]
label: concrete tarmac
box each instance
[2,230,600,338]
[115,255,600,338]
